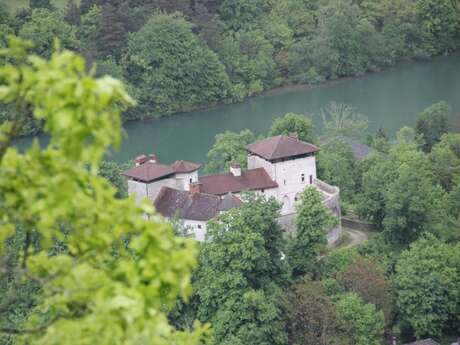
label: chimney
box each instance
[230,162,241,177]
[148,154,157,163]
[135,154,148,166]
[289,132,299,140]
[190,182,202,195]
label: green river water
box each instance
[16,53,460,164]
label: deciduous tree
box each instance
[415,101,450,152]
[321,102,369,140]
[336,258,393,326]
[19,9,80,58]
[204,129,255,173]
[394,236,460,338]
[98,160,128,198]
[196,195,289,345]
[382,146,449,245]
[0,37,208,345]
[335,293,385,345]
[317,138,359,203]
[429,133,460,191]
[124,12,231,116]
[282,279,337,345]
[270,113,315,143]
[287,188,337,278]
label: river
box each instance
[16,53,460,164]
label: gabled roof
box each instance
[123,159,201,183]
[199,168,278,195]
[171,160,201,173]
[246,135,319,161]
[154,187,221,221]
[123,162,175,183]
[154,187,242,222]
[404,339,440,345]
[218,193,243,211]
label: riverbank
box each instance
[14,52,460,164]
[127,52,459,126]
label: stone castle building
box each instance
[123,134,341,243]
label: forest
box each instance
[1,40,459,342]
[1,0,460,133]
[160,101,460,345]
[1,1,460,345]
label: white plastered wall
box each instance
[175,171,199,191]
[247,154,317,215]
[183,219,208,242]
[128,177,177,204]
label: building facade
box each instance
[123,135,341,243]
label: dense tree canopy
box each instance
[429,133,460,191]
[2,0,459,131]
[317,138,359,203]
[124,12,231,116]
[394,236,460,338]
[336,258,393,326]
[287,188,337,278]
[204,129,255,174]
[2,1,460,343]
[335,293,385,345]
[98,160,128,198]
[282,280,337,345]
[357,138,453,243]
[382,145,448,244]
[270,113,315,143]
[196,195,289,345]
[415,101,450,152]
[19,9,80,58]
[0,38,208,345]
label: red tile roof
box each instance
[123,159,201,182]
[123,162,175,182]
[171,160,201,173]
[246,135,319,161]
[199,168,278,195]
[154,187,222,221]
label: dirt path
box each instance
[342,228,369,249]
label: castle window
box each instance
[301,174,305,183]
[197,224,202,229]
[189,178,193,184]
[261,189,265,193]
[284,179,287,186]
[309,175,313,184]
